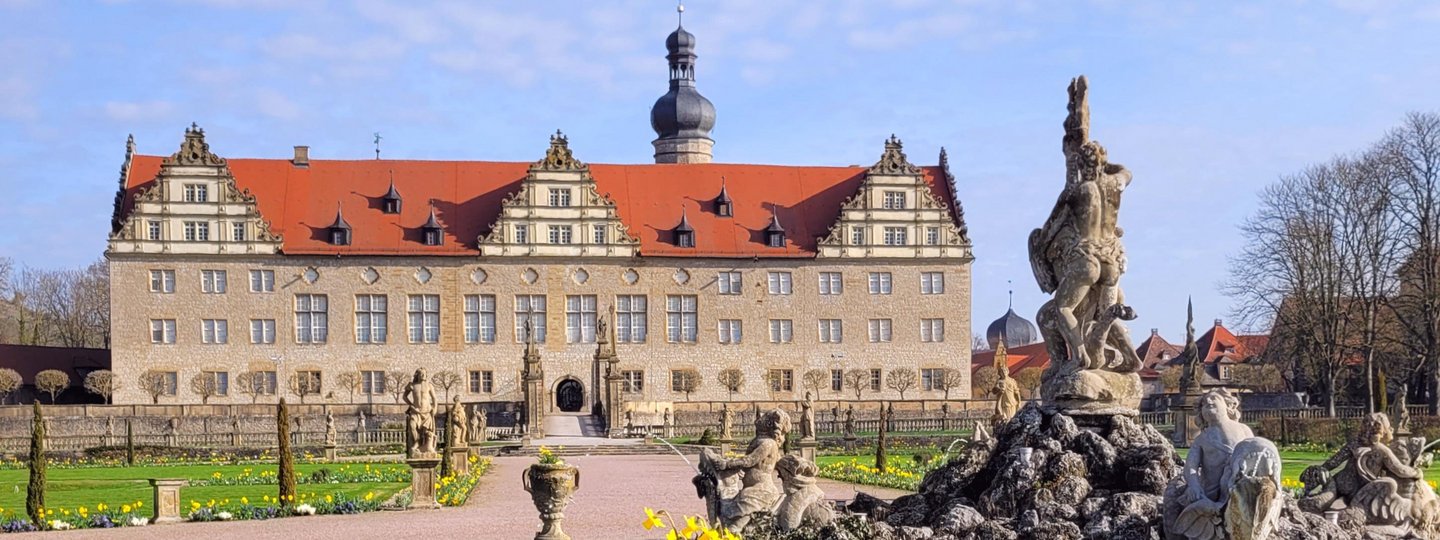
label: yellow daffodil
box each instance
[121,504,131,514]
[241,497,248,505]
[325,495,333,504]
[666,529,681,540]
[642,508,665,530]
[96,503,107,512]
[681,516,701,537]
[365,492,375,502]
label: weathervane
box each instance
[373,132,382,160]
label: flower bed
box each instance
[0,500,150,532]
[186,490,382,521]
[188,463,409,486]
[816,455,943,492]
[437,455,492,507]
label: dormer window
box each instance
[764,210,785,248]
[381,180,402,215]
[675,208,695,248]
[328,204,352,246]
[421,207,443,246]
[714,181,733,217]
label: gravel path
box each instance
[17,455,909,539]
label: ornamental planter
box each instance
[522,462,580,540]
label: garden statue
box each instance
[448,395,468,449]
[167,417,180,446]
[403,368,438,458]
[799,391,816,440]
[971,421,990,442]
[357,411,367,431]
[774,454,834,532]
[843,405,855,439]
[1163,389,1284,540]
[694,408,791,532]
[720,404,733,441]
[469,404,487,445]
[992,363,1020,426]
[324,411,337,445]
[1030,75,1144,416]
[625,410,634,435]
[1299,413,1440,536]
[1394,382,1412,436]
[663,408,674,439]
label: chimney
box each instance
[1214,319,1223,327]
[1150,328,1158,336]
[292,145,310,167]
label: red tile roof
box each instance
[1195,320,1250,365]
[1135,330,1181,372]
[971,342,1052,375]
[124,156,956,258]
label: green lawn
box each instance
[0,463,407,516]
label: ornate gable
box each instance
[478,131,639,257]
[817,136,973,260]
[108,124,283,255]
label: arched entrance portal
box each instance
[556,379,584,412]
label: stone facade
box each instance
[108,255,971,406]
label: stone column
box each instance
[407,457,442,509]
[149,479,186,524]
[522,322,547,438]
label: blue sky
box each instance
[1,0,1438,340]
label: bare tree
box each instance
[1160,366,1184,392]
[137,370,169,404]
[671,368,701,401]
[936,368,966,400]
[801,369,827,397]
[336,372,361,403]
[287,372,320,403]
[1230,363,1288,393]
[1381,112,1440,412]
[0,368,19,404]
[843,369,869,400]
[971,365,999,398]
[84,370,117,404]
[34,369,70,403]
[717,368,744,400]
[11,260,109,348]
[1013,368,1044,399]
[432,370,462,401]
[386,371,407,404]
[191,372,220,404]
[235,371,267,404]
[971,335,990,352]
[885,368,917,400]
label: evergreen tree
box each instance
[26,401,46,528]
[875,402,889,474]
[277,398,297,505]
[124,419,134,466]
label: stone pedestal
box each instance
[149,478,186,524]
[720,439,733,456]
[447,446,470,475]
[1170,391,1202,447]
[324,443,338,462]
[407,457,442,509]
[843,436,858,453]
[798,437,818,463]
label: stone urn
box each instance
[523,463,580,540]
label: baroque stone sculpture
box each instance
[403,368,438,458]
[1163,389,1284,540]
[1299,413,1440,537]
[800,391,816,440]
[448,395,468,449]
[468,405,487,445]
[720,404,734,441]
[843,406,855,439]
[774,454,834,532]
[324,411,337,445]
[992,362,1020,426]
[1029,75,1144,416]
[694,408,791,532]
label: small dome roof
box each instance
[651,89,715,139]
[666,26,696,53]
[987,308,1039,349]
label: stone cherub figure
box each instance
[774,454,834,532]
[402,368,438,458]
[695,409,791,533]
[1029,75,1144,414]
[448,395,468,449]
[1299,413,1439,536]
[1163,389,1283,540]
[468,404,487,445]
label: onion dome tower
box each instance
[650,3,716,164]
[986,288,1039,349]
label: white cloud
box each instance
[103,100,174,122]
[255,89,301,120]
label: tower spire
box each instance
[650,2,715,164]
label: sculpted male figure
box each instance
[1164,389,1283,540]
[468,404,487,445]
[799,391,816,439]
[403,368,438,458]
[698,409,792,532]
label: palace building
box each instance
[104,16,974,408]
